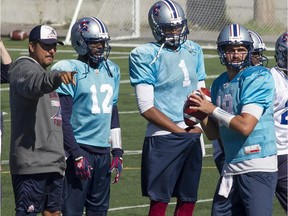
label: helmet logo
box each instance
[229,24,242,42]
[281,33,288,43]
[79,21,90,32]
[152,5,161,16]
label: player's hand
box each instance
[74,156,93,180]
[185,126,203,134]
[109,156,123,184]
[189,88,215,116]
[59,71,77,85]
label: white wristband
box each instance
[110,128,122,149]
[211,107,235,128]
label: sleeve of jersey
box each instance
[240,67,275,110]
[51,60,76,97]
[59,94,82,159]
[129,45,156,86]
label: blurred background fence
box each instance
[1,0,287,49]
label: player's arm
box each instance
[59,94,92,180]
[135,83,187,133]
[58,94,81,157]
[0,40,12,83]
[110,105,124,184]
[190,89,262,137]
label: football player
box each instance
[51,17,123,215]
[190,24,278,216]
[248,30,268,66]
[270,32,288,214]
[212,30,269,175]
[129,0,207,215]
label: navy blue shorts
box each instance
[141,132,202,203]
[275,154,288,214]
[62,149,111,216]
[212,171,277,216]
[12,172,64,216]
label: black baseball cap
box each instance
[29,25,64,45]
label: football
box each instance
[183,87,211,126]
[9,30,28,41]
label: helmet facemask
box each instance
[86,38,111,64]
[217,24,254,70]
[71,16,111,64]
[275,33,288,72]
[148,0,189,48]
[218,43,252,70]
[155,19,189,47]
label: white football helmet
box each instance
[217,24,253,70]
[275,32,288,71]
[148,0,189,47]
[248,30,268,66]
[71,16,111,63]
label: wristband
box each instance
[211,107,234,128]
[110,128,122,149]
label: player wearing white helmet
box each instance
[129,0,206,215]
[51,16,123,215]
[270,32,288,214]
[189,24,277,216]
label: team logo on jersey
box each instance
[152,5,161,16]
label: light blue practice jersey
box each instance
[129,40,206,122]
[51,59,120,148]
[211,66,277,163]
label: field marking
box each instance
[0,75,219,92]
[109,198,213,211]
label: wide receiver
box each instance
[51,17,123,215]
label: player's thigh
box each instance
[239,172,277,216]
[62,156,90,215]
[45,173,64,212]
[12,173,61,215]
[211,176,245,216]
[275,154,288,211]
[86,153,111,212]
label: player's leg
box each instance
[275,154,288,214]
[211,176,245,216]
[173,133,202,216]
[142,134,199,215]
[42,173,64,216]
[238,171,277,216]
[85,152,111,216]
[148,200,168,216]
[12,173,58,216]
[62,155,90,216]
[214,152,225,175]
[42,210,61,216]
